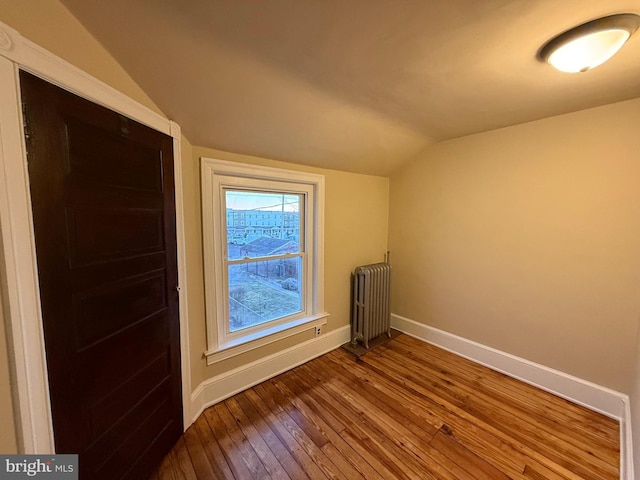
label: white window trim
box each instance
[201,158,328,365]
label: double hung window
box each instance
[201,158,326,363]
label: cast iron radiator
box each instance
[350,262,392,348]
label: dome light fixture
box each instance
[539,13,640,73]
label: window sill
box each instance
[204,312,330,365]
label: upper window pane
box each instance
[225,190,302,260]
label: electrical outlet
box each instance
[315,326,322,337]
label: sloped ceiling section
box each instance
[61,0,640,175]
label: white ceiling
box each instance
[61,0,640,176]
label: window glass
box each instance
[225,190,302,260]
[228,256,303,332]
[224,189,304,332]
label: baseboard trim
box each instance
[622,397,635,480]
[391,313,633,480]
[190,325,350,424]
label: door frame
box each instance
[0,20,192,453]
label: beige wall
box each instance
[390,97,640,393]
[631,321,640,475]
[0,284,17,453]
[189,147,389,385]
[0,1,162,116]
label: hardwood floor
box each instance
[150,334,620,480]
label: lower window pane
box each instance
[228,257,302,332]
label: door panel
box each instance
[66,207,165,266]
[73,270,167,348]
[20,71,182,479]
[65,116,164,192]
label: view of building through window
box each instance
[225,190,304,332]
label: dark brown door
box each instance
[21,71,182,479]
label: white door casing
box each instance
[0,21,192,453]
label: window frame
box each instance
[201,158,327,364]
[220,179,309,340]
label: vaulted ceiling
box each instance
[61,0,640,175]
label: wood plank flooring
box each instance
[150,334,620,480]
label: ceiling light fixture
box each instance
[539,13,640,73]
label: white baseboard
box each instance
[622,398,635,480]
[190,325,350,424]
[391,313,633,480]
